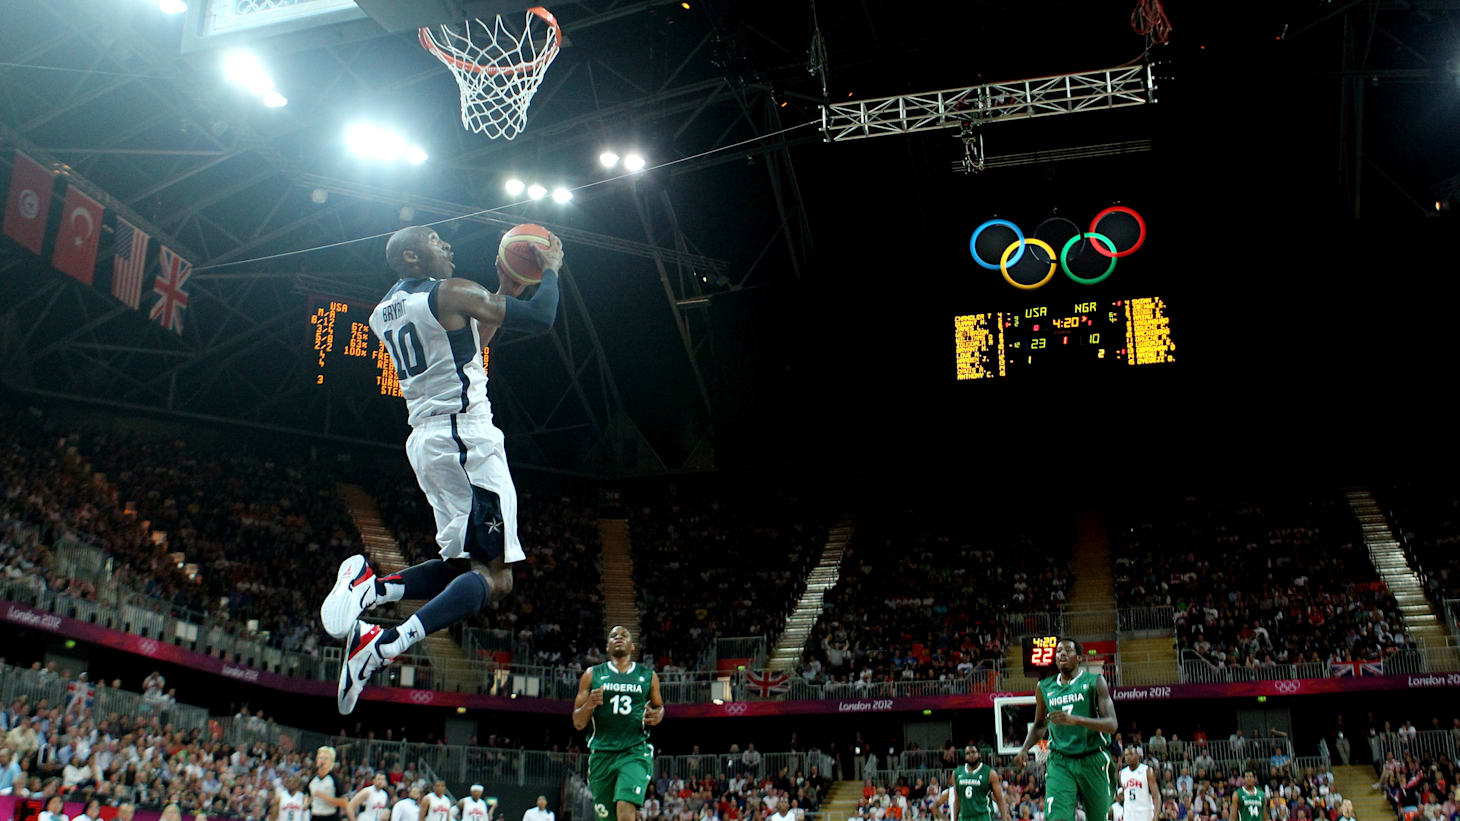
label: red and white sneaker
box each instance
[320,554,377,640]
[337,620,391,715]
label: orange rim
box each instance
[419,7,562,77]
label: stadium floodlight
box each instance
[262,91,288,108]
[346,123,426,164]
[505,178,526,196]
[223,51,274,94]
[599,151,620,169]
[623,152,647,172]
[551,187,573,203]
[527,184,547,200]
[405,146,428,165]
[158,0,187,13]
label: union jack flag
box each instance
[150,244,192,334]
[1330,660,1385,677]
[743,669,789,698]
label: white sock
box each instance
[380,614,424,658]
[376,577,406,605]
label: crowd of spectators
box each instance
[797,513,1067,687]
[1380,482,1460,606]
[638,762,827,821]
[1366,713,1460,821]
[1111,492,1412,670]
[627,482,828,670]
[372,472,606,670]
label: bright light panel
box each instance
[505,178,525,196]
[551,187,572,203]
[527,184,547,200]
[405,146,428,165]
[599,151,620,169]
[624,153,646,172]
[159,0,188,13]
[262,91,287,108]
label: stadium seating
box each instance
[1378,481,1460,605]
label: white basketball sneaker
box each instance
[338,619,391,715]
[320,554,378,640]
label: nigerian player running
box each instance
[1229,771,1266,821]
[938,746,1010,821]
[573,626,665,821]
[1014,639,1119,821]
[321,225,564,714]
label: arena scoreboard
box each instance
[1022,634,1060,675]
[954,296,1174,381]
[309,299,487,397]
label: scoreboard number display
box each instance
[310,299,487,398]
[1023,635,1060,675]
[954,296,1174,381]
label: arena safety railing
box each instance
[0,660,208,731]
[1369,729,1459,767]
[1004,607,1175,640]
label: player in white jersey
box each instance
[274,776,309,821]
[459,785,491,821]
[349,773,393,821]
[423,782,453,821]
[394,787,423,821]
[321,224,564,713]
[1115,749,1158,821]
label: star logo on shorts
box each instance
[486,517,503,534]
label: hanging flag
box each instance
[51,185,104,284]
[2,150,54,255]
[743,669,789,699]
[150,245,192,335]
[111,216,150,309]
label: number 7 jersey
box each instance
[588,661,654,752]
[369,277,491,427]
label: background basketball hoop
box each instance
[418,7,562,140]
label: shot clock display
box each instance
[1023,635,1060,675]
[309,298,487,398]
[954,296,1174,381]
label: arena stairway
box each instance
[338,483,478,693]
[1345,489,1460,672]
[821,780,867,820]
[1330,764,1390,820]
[766,519,855,672]
[598,519,641,643]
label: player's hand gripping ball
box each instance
[496,224,561,285]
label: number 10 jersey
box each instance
[370,277,491,427]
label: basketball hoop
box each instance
[419,7,562,140]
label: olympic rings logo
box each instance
[723,703,748,715]
[1273,680,1301,694]
[409,690,436,704]
[969,206,1146,290]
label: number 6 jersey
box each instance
[369,278,491,427]
[588,661,654,751]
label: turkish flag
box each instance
[52,185,104,284]
[2,150,54,255]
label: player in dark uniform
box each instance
[1014,639,1119,821]
[941,745,1010,821]
[572,626,664,821]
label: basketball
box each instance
[497,223,553,285]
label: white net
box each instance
[419,7,562,140]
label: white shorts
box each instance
[406,411,524,565]
[1122,808,1153,821]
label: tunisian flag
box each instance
[2,150,54,255]
[52,185,104,284]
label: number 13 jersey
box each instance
[369,278,491,427]
[588,661,654,752]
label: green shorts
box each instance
[588,745,653,814]
[1044,750,1112,821]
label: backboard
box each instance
[182,0,368,52]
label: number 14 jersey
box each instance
[588,661,654,752]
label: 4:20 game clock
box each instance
[1023,634,1060,675]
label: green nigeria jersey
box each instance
[1236,787,1265,821]
[951,763,994,819]
[1038,670,1109,756]
[587,661,653,752]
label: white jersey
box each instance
[461,798,490,821]
[277,789,307,821]
[424,795,454,821]
[364,787,391,821]
[369,278,491,427]
[1118,765,1154,821]
[394,799,421,821]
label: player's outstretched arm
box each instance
[644,672,665,726]
[438,269,560,338]
[347,788,371,821]
[572,669,603,731]
[1014,686,1049,769]
[990,769,1012,821]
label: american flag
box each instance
[111,216,149,309]
[151,245,192,334]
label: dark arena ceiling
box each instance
[0,0,1457,480]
